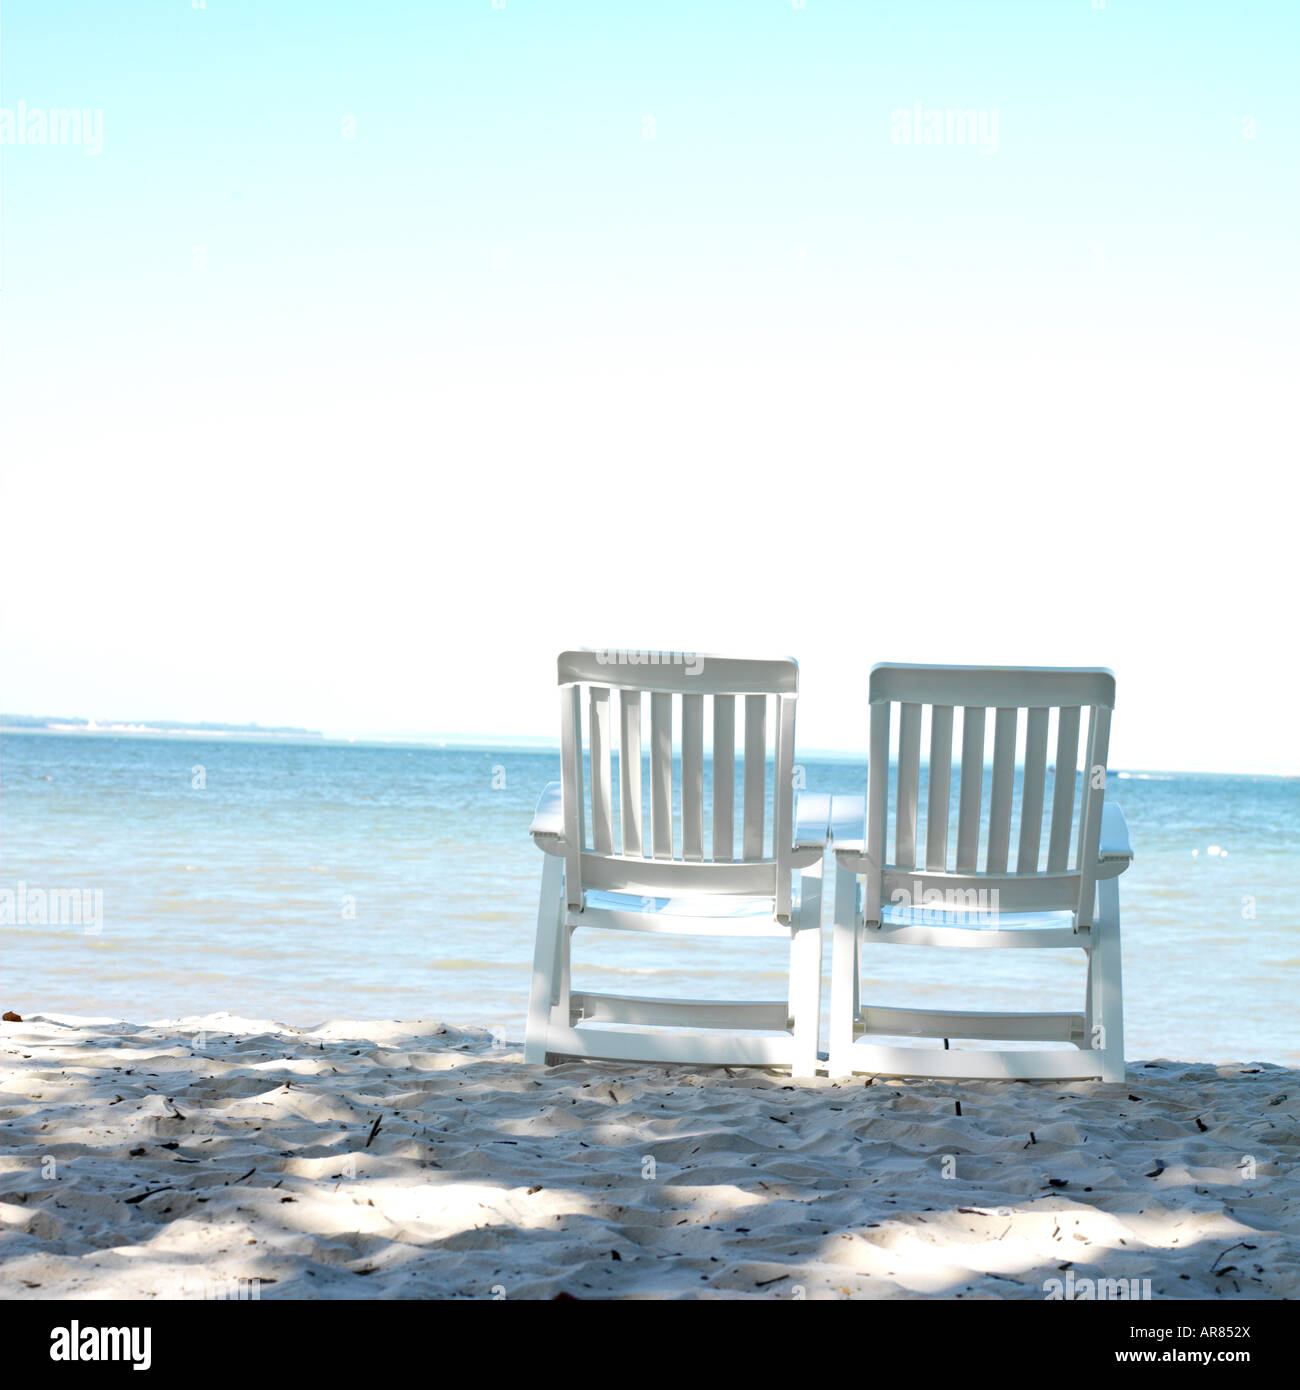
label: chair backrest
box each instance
[556,651,800,916]
[863,664,1115,928]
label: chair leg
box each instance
[555,898,572,1025]
[524,855,565,1064]
[828,860,859,1078]
[789,856,823,1078]
[1091,876,1126,1082]
[1084,950,1095,1039]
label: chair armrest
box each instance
[793,792,831,851]
[829,794,867,856]
[529,781,565,842]
[1099,802,1133,863]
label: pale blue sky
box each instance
[1,2,1297,771]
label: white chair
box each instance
[524,651,829,1074]
[829,664,1133,1082]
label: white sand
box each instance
[2,1013,1296,1300]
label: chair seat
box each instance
[867,897,1083,949]
[577,889,793,938]
[880,903,1075,931]
[584,890,779,919]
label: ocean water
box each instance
[2,732,1296,1065]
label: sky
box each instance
[1,1,1297,773]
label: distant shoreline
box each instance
[1,720,322,740]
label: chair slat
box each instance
[986,707,1017,873]
[681,692,704,862]
[864,699,891,924]
[743,695,766,859]
[560,686,584,908]
[1047,706,1081,873]
[925,704,954,871]
[1017,706,1049,873]
[588,687,613,854]
[650,692,673,860]
[773,694,797,919]
[895,703,922,869]
[955,707,986,873]
[619,689,643,857]
[712,695,735,861]
[1075,705,1112,928]
[1076,705,1101,869]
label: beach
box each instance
[3,1013,1296,1300]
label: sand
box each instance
[2,1013,1296,1300]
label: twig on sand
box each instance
[365,1115,383,1148]
[124,1186,176,1205]
[1210,1241,1254,1273]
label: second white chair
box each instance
[829,664,1133,1082]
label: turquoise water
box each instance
[2,732,1296,1064]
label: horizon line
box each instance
[3,723,1296,781]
